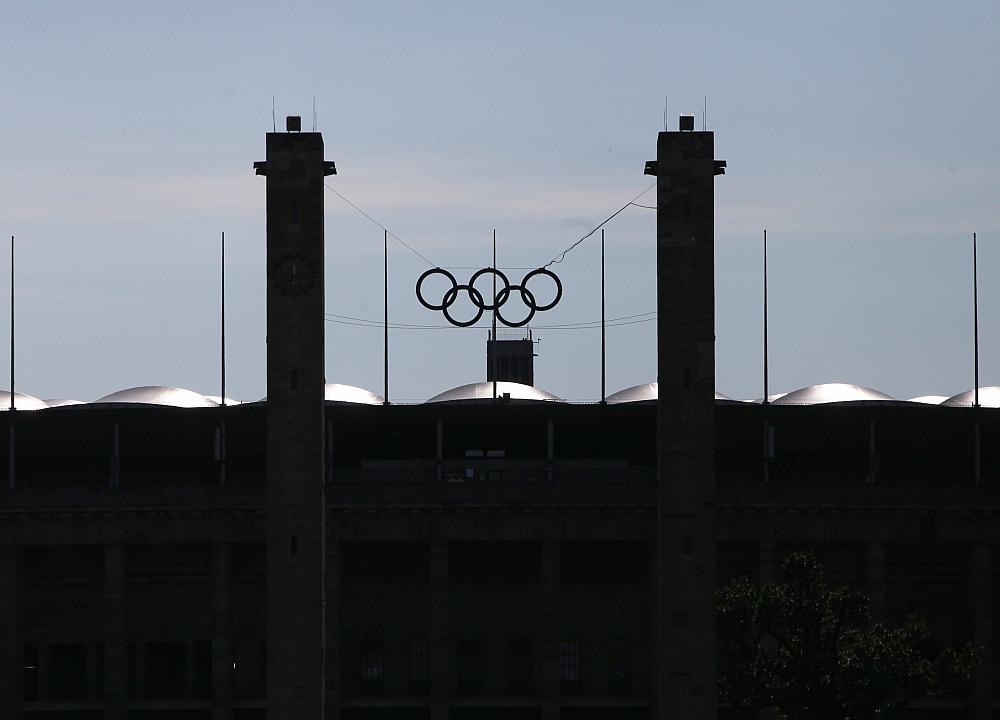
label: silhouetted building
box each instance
[0,118,996,720]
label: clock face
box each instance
[271,252,317,296]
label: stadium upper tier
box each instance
[2,382,999,408]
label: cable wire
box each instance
[324,183,437,267]
[323,182,656,270]
[325,179,658,271]
[543,182,657,268]
[324,311,656,331]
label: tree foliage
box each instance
[716,553,980,720]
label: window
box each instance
[608,639,630,694]
[194,640,212,699]
[507,639,534,694]
[145,642,186,699]
[234,640,266,699]
[360,639,384,691]
[23,643,38,701]
[559,640,581,685]
[49,642,88,700]
[456,639,483,694]
[409,639,430,693]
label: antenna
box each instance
[271,96,276,132]
[601,228,606,403]
[221,231,226,406]
[384,229,389,404]
[663,95,668,131]
[763,228,769,404]
[703,95,707,131]
[312,94,317,132]
[974,231,979,408]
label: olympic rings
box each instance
[495,284,536,327]
[520,267,562,311]
[415,266,563,328]
[468,267,510,311]
[415,268,458,311]
[442,284,485,327]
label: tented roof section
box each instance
[94,385,219,408]
[942,387,1000,408]
[751,392,789,404]
[908,395,949,405]
[0,391,49,410]
[325,383,385,405]
[426,381,562,404]
[205,395,242,406]
[604,382,733,404]
[771,383,895,405]
[43,398,86,407]
[256,383,385,405]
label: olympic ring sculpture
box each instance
[416,266,563,328]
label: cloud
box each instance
[717,162,1000,238]
[0,169,260,224]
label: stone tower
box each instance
[255,115,336,720]
[646,114,725,719]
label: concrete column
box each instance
[435,420,443,483]
[87,642,101,702]
[133,643,146,701]
[260,122,331,720]
[0,546,19,720]
[865,542,886,622]
[325,539,341,720]
[540,540,560,720]
[972,544,992,720]
[184,640,198,700]
[758,541,777,586]
[212,543,234,720]
[429,539,449,720]
[103,544,126,720]
[37,644,51,701]
[184,641,197,699]
[651,118,723,720]
[648,541,659,710]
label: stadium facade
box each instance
[0,119,996,720]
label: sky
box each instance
[1,2,998,403]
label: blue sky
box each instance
[1,2,998,402]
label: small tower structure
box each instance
[486,331,536,386]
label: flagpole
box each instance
[973,232,979,408]
[384,229,389,404]
[763,229,769,404]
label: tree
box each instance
[716,553,980,720]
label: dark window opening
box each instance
[145,641,186,699]
[508,639,535,695]
[23,642,38,701]
[49,642,88,701]
[234,640,266,699]
[409,639,430,694]
[457,639,483,695]
[194,640,212,699]
[560,640,581,686]
[608,639,630,695]
[360,639,384,692]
